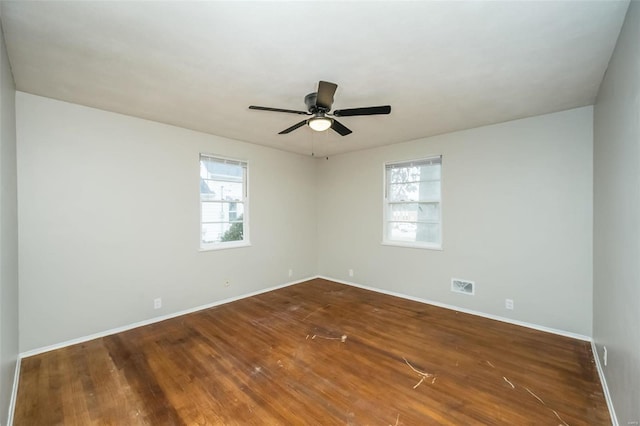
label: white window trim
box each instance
[382,156,443,250]
[199,153,251,252]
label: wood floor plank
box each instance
[14,278,611,425]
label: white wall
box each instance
[593,1,640,423]
[16,92,318,353]
[317,107,593,336]
[0,11,19,426]
[15,92,596,385]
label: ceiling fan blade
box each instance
[331,119,352,136]
[316,81,338,110]
[333,105,391,117]
[249,105,309,115]
[278,119,308,134]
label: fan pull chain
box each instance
[324,128,329,160]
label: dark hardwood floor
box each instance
[14,278,610,425]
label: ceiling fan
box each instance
[249,81,391,136]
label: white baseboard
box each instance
[6,356,21,426]
[20,274,593,359]
[19,276,314,359]
[318,275,592,342]
[19,273,593,356]
[591,341,618,426]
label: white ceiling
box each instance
[0,1,629,156]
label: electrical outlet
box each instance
[505,299,514,310]
[603,346,608,367]
[288,269,293,277]
[348,269,354,277]
[153,298,162,309]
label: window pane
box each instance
[388,166,420,185]
[200,157,244,181]
[388,182,418,202]
[418,202,440,222]
[387,222,440,244]
[200,180,243,202]
[229,202,238,222]
[220,220,243,242]
[416,222,440,244]
[201,223,224,244]
[201,202,225,223]
[201,202,244,223]
[388,163,440,182]
[419,180,440,199]
[419,164,441,180]
[389,203,439,222]
[201,221,244,244]
[389,203,415,222]
[389,181,440,201]
[388,222,417,241]
[228,204,245,223]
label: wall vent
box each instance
[451,278,475,295]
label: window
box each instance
[199,154,248,250]
[383,156,442,249]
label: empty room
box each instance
[0,1,638,425]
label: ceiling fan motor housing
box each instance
[305,92,325,113]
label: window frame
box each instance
[382,156,443,250]
[199,153,250,251]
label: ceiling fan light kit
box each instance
[308,115,333,132]
[249,80,391,136]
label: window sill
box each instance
[199,241,251,252]
[381,240,442,251]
